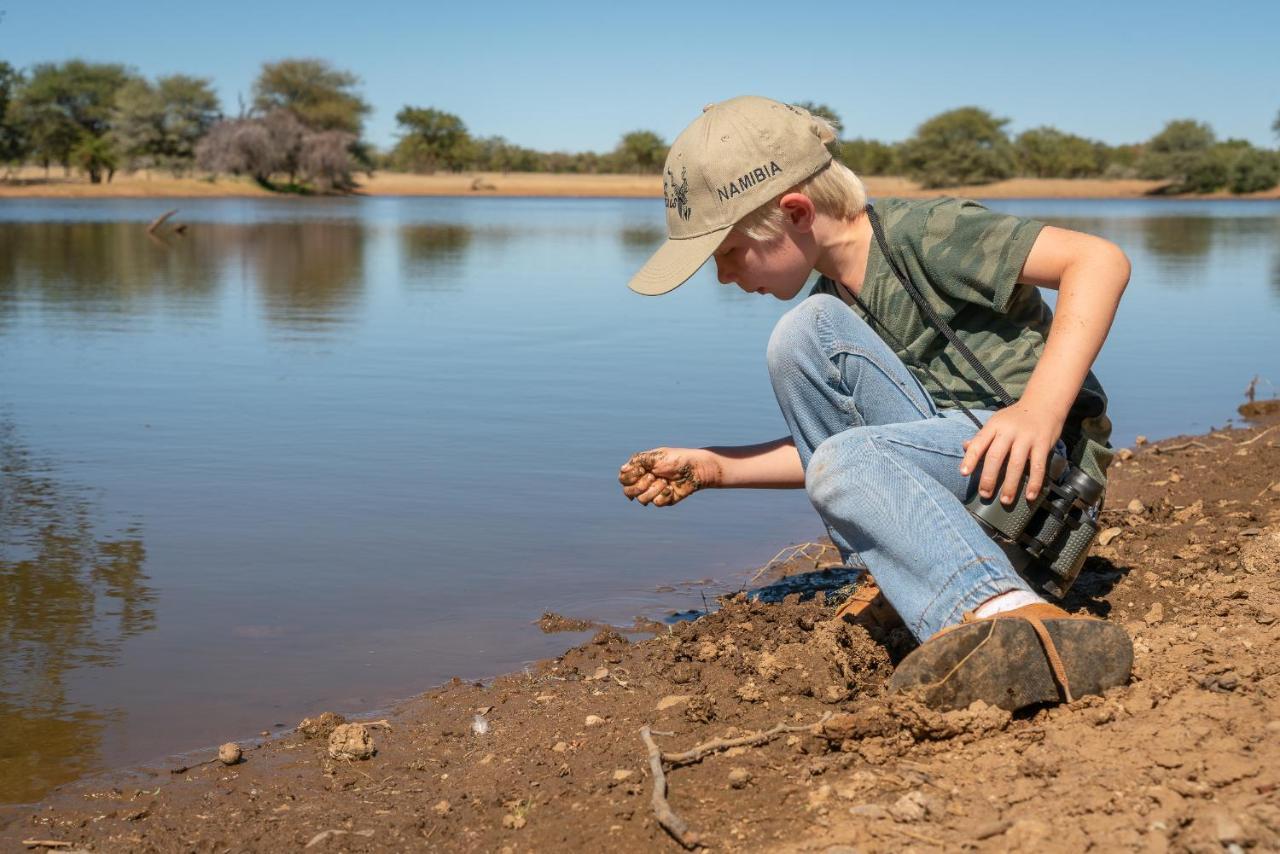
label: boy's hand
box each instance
[619,447,721,507]
[959,403,1064,505]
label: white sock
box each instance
[973,589,1045,619]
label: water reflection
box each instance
[617,225,665,263]
[0,221,368,333]
[250,222,367,329]
[0,421,154,804]
[400,225,472,289]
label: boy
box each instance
[618,96,1133,712]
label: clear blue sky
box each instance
[4,0,1278,153]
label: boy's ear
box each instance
[778,193,816,232]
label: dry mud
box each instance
[3,416,1279,853]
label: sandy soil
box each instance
[4,167,1279,200]
[2,410,1277,852]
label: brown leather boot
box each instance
[888,603,1133,712]
[832,574,904,632]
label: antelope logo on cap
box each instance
[664,167,692,221]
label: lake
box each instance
[1,195,1278,806]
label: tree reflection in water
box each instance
[0,421,154,805]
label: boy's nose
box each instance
[714,257,734,284]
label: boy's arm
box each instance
[959,226,1130,505]
[619,437,803,506]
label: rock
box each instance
[433,800,450,816]
[612,768,634,782]
[590,667,610,681]
[1144,602,1165,626]
[1173,500,1204,523]
[728,767,752,789]
[848,804,890,820]
[1135,435,1148,445]
[502,813,527,830]
[297,712,346,740]
[1128,499,1146,514]
[735,680,764,703]
[888,790,931,822]
[584,715,606,727]
[1116,448,1134,461]
[655,695,690,711]
[328,723,376,760]
[1098,527,1124,547]
[552,741,568,753]
[218,742,242,765]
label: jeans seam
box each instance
[878,434,967,460]
[877,443,1006,637]
[825,344,934,422]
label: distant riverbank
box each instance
[5,168,1280,200]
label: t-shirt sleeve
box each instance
[907,198,1045,314]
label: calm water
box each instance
[1,196,1278,805]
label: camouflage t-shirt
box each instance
[810,196,1114,485]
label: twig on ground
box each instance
[892,826,946,847]
[1151,440,1208,454]
[743,542,837,588]
[1258,481,1279,499]
[145,209,179,235]
[661,712,833,767]
[640,726,701,850]
[1238,425,1277,446]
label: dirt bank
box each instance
[3,415,1278,853]
[4,168,1280,200]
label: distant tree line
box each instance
[2,57,1278,194]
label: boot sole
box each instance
[887,616,1133,711]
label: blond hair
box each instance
[734,115,867,241]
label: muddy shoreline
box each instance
[3,413,1279,852]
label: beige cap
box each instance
[627,96,834,296]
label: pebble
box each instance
[888,790,931,822]
[655,695,690,711]
[328,723,376,760]
[1144,602,1165,626]
[612,769,634,782]
[1128,499,1146,514]
[1116,447,1134,461]
[552,741,568,752]
[728,767,752,789]
[584,715,606,727]
[591,667,610,681]
[1135,435,1148,445]
[502,814,527,830]
[218,742,242,765]
[433,800,450,816]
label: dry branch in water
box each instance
[146,209,179,234]
[639,726,700,850]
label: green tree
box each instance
[837,138,896,175]
[112,74,220,172]
[1014,127,1104,178]
[613,130,667,174]
[70,133,118,183]
[1136,119,1215,182]
[1229,147,1280,194]
[898,107,1016,188]
[11,60,133,172]
[391,106,471,173]
[252,59,369,134]
[1272,109,1279,142]
[0,61,27,165]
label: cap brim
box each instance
[627,226,732,296]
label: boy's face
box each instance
[712,227,813,301]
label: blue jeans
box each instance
[767,294,1035,641]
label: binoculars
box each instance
[966,451,1105,598]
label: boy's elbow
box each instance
[1098,238,1131,292]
